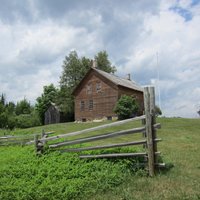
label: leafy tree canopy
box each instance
[95,51,116,73]
[60,51,91,90]
[15,98,32,115]
[60,50,116,91]
[5,102,16,117]
[35,84,58,124]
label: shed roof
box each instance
[46,102,62,113]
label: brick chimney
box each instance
[92,59,97,68]
[127,73,131,81]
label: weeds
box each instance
[0,145,144,200]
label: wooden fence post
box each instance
[144,86,156,177]
[34,134,39,154]
[34,132,44,155]
[150,87,158,166]
[41,129,47,146]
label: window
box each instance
[80,101,85,111]
[89,100,93,111]
[86,83,92,94]
[96,82,101,93]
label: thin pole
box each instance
[156,52,161,110]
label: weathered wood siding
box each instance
[45,105,60,125]
[74,71,118,121]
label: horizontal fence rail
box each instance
[60,138,162,153]
[0,131,55,146]
[60,140,147,152]
[49,123,161,149]
[49,126,146,148]
[79,152,147,159]
[40,115,146,143]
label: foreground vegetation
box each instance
[0,117,200,200]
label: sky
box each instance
[0,0,200,118]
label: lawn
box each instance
[0,117,200,200]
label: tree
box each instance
[114,95,139,120]
[155,105,162,117]
[0,95,15,129]
[5,102,16,130]
[81,56,92,72]
[56,87,75,121]
[35,84,58,124]
[0,112,8,128]
[95,51,116,73]
[0,100,5,113]
[60,51,91,89]
[197,108,200,117]
[15,98,31,115]
[59,51,92,120]
[6,102,15,115]
[0,93,6,106]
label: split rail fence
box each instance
[35,86,164,176]
[0,131,55,146]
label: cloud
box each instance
[0,17,102,103]
[0,68,58,103]
[0,0,200,118]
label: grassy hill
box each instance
[0,117,200,200]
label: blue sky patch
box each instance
[170,6,193,21]
[191,0,200,6]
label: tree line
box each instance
[0,95,40,129]
[0,50,116,129]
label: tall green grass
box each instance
[0,118,200,200]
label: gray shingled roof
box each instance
[93,68,143,92]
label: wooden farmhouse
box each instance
[72,67,144,122]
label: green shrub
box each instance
[155,105,162,117]
[7,115,16,130]
[0,112,8,128]
[15,113,41,128]
[114,95,139,120]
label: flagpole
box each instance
[156,52,161,110]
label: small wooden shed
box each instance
[72,67,144,122]
[44,103,62,125]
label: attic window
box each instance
[86,83,92,95]
[96,82,101,93]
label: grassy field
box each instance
[0,117,200,200]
